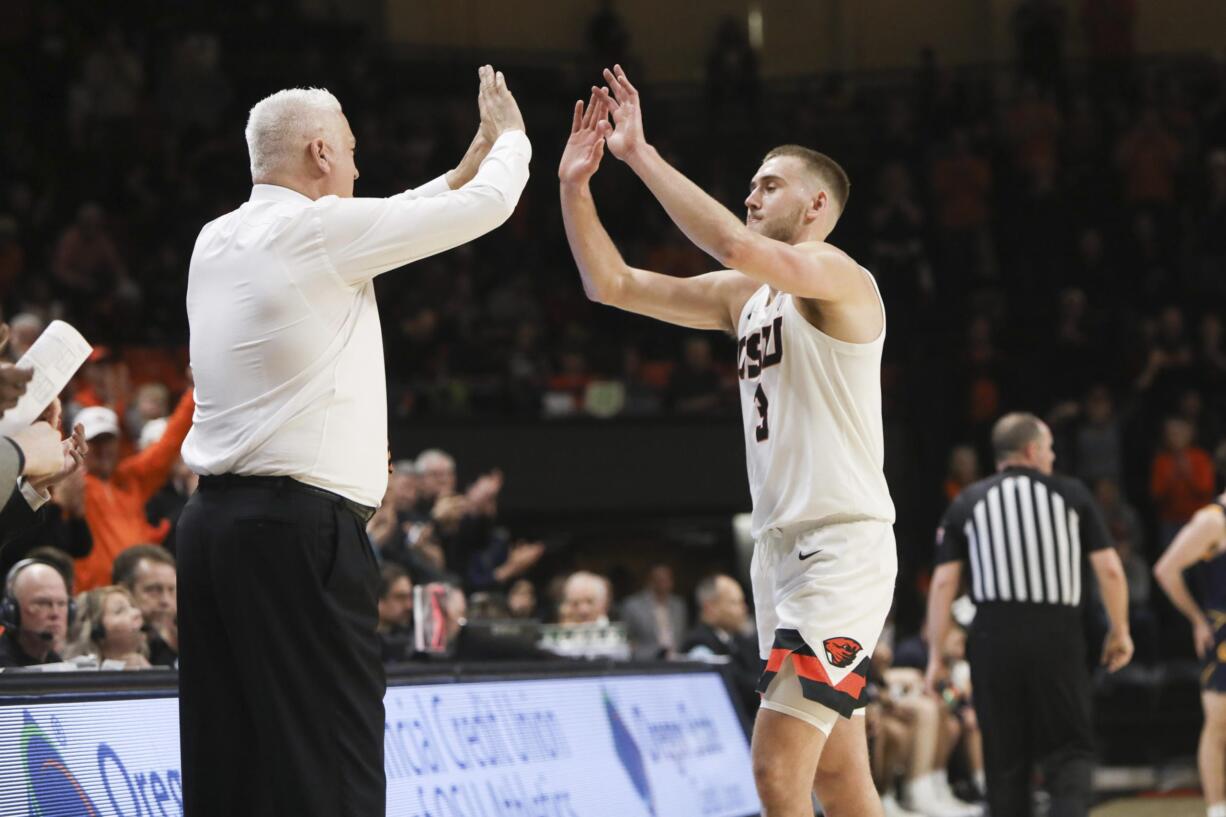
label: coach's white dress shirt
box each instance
[182,130,531,507]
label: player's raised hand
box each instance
[597,64,646,161]
[477,65,526,143]
[558,91,611,185]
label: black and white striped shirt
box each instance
[935,466,1111,607]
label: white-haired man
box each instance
[176,68,529,817]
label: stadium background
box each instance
[3,0,1226,813]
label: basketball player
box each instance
[1154,492,1226,817]
[560,68,896,816]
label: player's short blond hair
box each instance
[245,88,343,181]
[763,145,851,216]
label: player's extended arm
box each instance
[559,94,755,332]
[597,66,863,302]
[924,561,962,692]
[1154,504,1226,657]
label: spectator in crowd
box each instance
[507,578,539,620]
[456,468,546,591]
[139,416,198,555]
[943,445,980,503]
[872,636,979,817]
[65,585,150,669]
[1115,108,1182,209]
[1073,385,1124,485]
[1094,478,1146,558]
[388,460,424,526]
[51,203,130,330]
[125,382,168,440]
[74,386,194,591]
[414,448,457,515]
[930,130,994,287]
[377,563,414,663]
[0,558,73,668]
[682,574,758,714]
[1151,416,1216,548]
[112,545,177,667]
[1,398,90,564]
[558,570,611,626]
[5,312,44,361]
[621,563,688,659]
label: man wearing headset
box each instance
[0,558,73,667]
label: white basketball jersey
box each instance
[736,277,896,540]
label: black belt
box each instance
[198,474,377,524]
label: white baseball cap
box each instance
[75,406,120,441]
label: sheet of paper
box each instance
[0,320,92,436]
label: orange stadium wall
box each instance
[363,0,1226,80]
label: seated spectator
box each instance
[377,563,414,663]
[886,630,982,816]
[558,570,611,626]
[112,544,177,667]
[682,574,759,714]
[621,563,688,659]
[0,558,73,668]
[65,585,151,669]
[1,398,91,570]
[73,386,194,590]
[507,578,539,620]
[140,417,197,555]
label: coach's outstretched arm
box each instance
[595,66,862,302]
[559,93,756,332]
[1155,501,1226,658]
[324,66,531,285]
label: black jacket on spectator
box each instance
[0,497,93,582]
[681,622,761,716]
[147,632,178,668]
[0,629,62,668]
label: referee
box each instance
[176,69,530,816]
[924,412,1133,817]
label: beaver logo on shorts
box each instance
[823,637,863,668]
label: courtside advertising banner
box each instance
[0,671,759,816]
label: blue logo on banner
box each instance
[603,690,655,816]
[20,710,101,816]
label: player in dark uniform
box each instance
[1154,492,1226,817]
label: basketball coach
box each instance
[176,67,530,816]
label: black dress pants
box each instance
[177,477,385,816]
[968,606,1095,817]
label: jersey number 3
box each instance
[754,384,769,441]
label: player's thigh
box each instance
[751,705,828,795]
[813,715,879,811]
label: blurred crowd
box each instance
[0,1,1223,810]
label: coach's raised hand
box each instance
[597,64,646,161]
[558,92,610,186]
[477,65,525,143]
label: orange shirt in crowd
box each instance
[75,389,195,591]
[1149,447,1215,524]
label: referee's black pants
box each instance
[177,477,385,817]
[969,605,1095,817]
